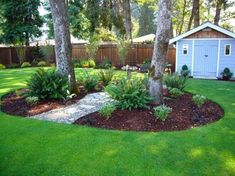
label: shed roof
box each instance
[169,22,235,44]
[133,34,155,43]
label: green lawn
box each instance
[0,68,235,176]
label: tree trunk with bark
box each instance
[193,0,200,27]
[49,0,78,94]
[122,0,132,41]
[188,0,200,30]
[149,0,171,104]
[214,1,222,25]
[179,0,187,34]
[187,9,193,30]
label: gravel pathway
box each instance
[29,92,115,124]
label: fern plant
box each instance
[105,78,152,110]
[26,68,69,100]
[98,69,114,86]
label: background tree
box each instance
[138,3,156,36]
[49,0,78,93]
[149,0,171,104]
[0,0,43,46]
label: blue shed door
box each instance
[193,40,218,77]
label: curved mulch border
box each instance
[74,93,224,132]
[1,88,98,117]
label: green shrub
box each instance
[192,95,207,107]
[80,59,90,68]
[26,68,69,100]
[25,96,39,105]
[37,61,47,67]
[220,67,233,80]
[164,73,187,91]
[153,105,172,121]
[7,64,20,69]
[98,58,112,69]
[99,104,117,119]
[79,72,97,92]
[73,59,80,68]
[169,88,183,98]
[0,64,6,69]
[98,69,114,86]
[105,78,152,110]
[21,62,31,68]
[180,65,190,77]
[88,59,96,68]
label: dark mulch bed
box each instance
[1,88,98,117]
[74,93,224,132]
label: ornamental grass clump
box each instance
[164,73,187,91]
[153,105,172,121]
[105,78,152,110]
[192,95,207,107]
[169,88,184,98]
[26,68,69,100]
[99,104,117,119]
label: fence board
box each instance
[0,44,176,71]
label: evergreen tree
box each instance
[138,3,156,36]
[0,0,43,45]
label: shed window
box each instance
[224,44,231,56]
[183,44,188,55]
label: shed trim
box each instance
[216,40,221,77]
[175,41,179,72]
[170,22,235,44]
[191,40,195,76]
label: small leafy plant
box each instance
[105,78,152,110]
[21,62,31,68]
[220,67,233,80]
[80,59,90,68]
[37,61,47,67]
[153,105,172,121]
[7,64,20,69]
[88,59,96,68]
[0,64,6,69]
[98,68,114,86]
[192,95,207,107]
[164,73,187,91]
[169,88,183,98]
[25,96,39,105]
[98,58,112,69]
[99,104,117,119]
[180,65,190,77]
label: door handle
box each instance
[204,55,208,57]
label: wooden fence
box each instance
[0,44,176,71]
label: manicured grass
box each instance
[0,67,235,176]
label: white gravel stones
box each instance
[29,92,115,124]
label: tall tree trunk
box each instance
[179,0,187,34]
[149,0,171,104]
[214,1,222,25]
[188,0,200,30]
[122,0,132,41]
[49,0,78,94]
[193,0,200,27]
[187,9,193,30]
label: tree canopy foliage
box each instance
[0,0,43,45]
[0,0,234,45]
